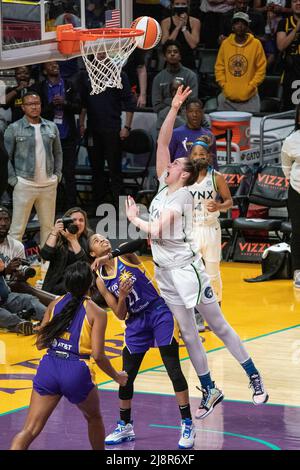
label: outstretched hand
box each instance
[171,85,192,111]
[125,195,139,222]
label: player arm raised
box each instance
[95,275,129,321]
[156,85,192,178]
[126,195,179,239]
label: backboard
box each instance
[0,0,133,69]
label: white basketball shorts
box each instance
[155,258,216,309]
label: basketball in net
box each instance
[131,16,162,50]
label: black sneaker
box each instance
[17,308,35,321]
[15,321,34,336]
[249,373,269,405]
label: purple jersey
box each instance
[99,257,177,354]
[169,124,218,168]
[99,257,160,315]
[49,293,92,357]
[33,293,95,403]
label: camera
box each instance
[173,5,188,15]
[61,217,79,234]
[18,259,36,280]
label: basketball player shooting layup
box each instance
[125,85,269,419]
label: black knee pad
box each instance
[119,383,134,401]
[119,347,145,400]
[159,340,188,393]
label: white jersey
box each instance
[149,173,199,269]
[189,167,220,227]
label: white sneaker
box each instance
[249,374,269,405]
[195,384,224,419]
[178,418,195,449]
[105,420,135,445]
[294,270,300,289]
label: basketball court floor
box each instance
[1,259,300,450]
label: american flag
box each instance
[105,9,121,28]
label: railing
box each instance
[259,110,295,165]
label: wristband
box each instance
[181,26,187,32]
[124,125,131,131]
[50,232,58,237]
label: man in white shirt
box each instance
[4,92,62,246]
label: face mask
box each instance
[173,5,188,15]
[192,159,209,171]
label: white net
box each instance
[80,35,138,94]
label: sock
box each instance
[120,408,131,424]
[179,404,192,420]
[241,358,259,377]
[199,372,214,391]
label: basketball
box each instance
[131,16,162,50]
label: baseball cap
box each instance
[0,206,11,218]
[232,12,251,24]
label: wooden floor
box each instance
[1,259,300,449]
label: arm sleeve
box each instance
[52,124,63,180]
[63,81,82,114]
[40,244,58,261]
[121,72,136,112]
[0,134,8,197]
[151,74,167,113]
[249,42,267,88]
[15,243,26,259]
[4,125,17,186]
[187,71,198,99]
[215,44,226,88]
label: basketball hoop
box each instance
[56,25,144,94]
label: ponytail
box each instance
[183,159,202,186]
[36,296,83,349]
[36,261,93,349]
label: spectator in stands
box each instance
[123,49,148,108]
[156,78,188,129]
[0,134,8,199]
[3,66,35,123]
[151,40,198,131]
[40,207,93,295]
[254,1,291,71]
[0,206,46,335]
[161,0,201,70]
[5,92,62,247]
[219,0,265,41]
[85,1,105,28]
[134,0,168,23]
[276,0,300,110]
[200,0,235,49]
[254,0,292,16]
[35,61,81,209]
[281,104,300,288]
[169,98,218,167]
[79,71,135,211]
[215,12,267,112]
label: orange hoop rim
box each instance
[79,28,144,41]
[56,24,144,43]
